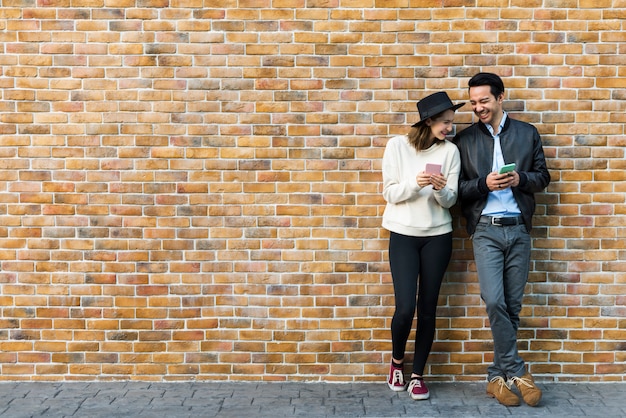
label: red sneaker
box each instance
[408,377,430,400]
[387,362,406,392]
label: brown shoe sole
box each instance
[486,390,521,407]
[520,392,541,407]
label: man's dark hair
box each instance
[468,72,505,99]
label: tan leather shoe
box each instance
[510,372,542,406]
[486,376,520,406]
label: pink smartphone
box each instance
[425,163,442,175]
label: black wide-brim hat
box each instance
[412,91,465,127]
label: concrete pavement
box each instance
[0,380,623,417]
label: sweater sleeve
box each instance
[432,143,460,209]
[382,137,422,204]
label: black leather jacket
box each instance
[453,117,551,235]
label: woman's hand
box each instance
[417,172,447,190]
[429,173,447,190]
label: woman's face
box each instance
[426,109,455,141]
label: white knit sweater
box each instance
[381,135,461,237]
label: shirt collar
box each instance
[484,112,508,137]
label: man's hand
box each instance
[487,171,519,191]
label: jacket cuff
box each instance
[478,177,490,194]
[518,172,528,188]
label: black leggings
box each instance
[389,231,452,376]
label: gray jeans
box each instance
[472,221,531,380]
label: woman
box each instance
[382,92,463,400]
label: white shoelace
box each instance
[489,376,512,393]
[410,379,422,389]
[391,369,403,385]
[510,375,533,389]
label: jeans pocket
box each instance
[473,222,487,237]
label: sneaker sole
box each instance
[409,392,430,400]
[387,382,407,392]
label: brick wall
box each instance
[0,1,624,382]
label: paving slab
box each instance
[0,381,623,417]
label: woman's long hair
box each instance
[407,111,445,152]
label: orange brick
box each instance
[0,2,623,384]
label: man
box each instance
[454,73,551,407]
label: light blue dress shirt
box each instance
[481,112,522,217]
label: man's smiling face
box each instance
[469,85,504,129]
